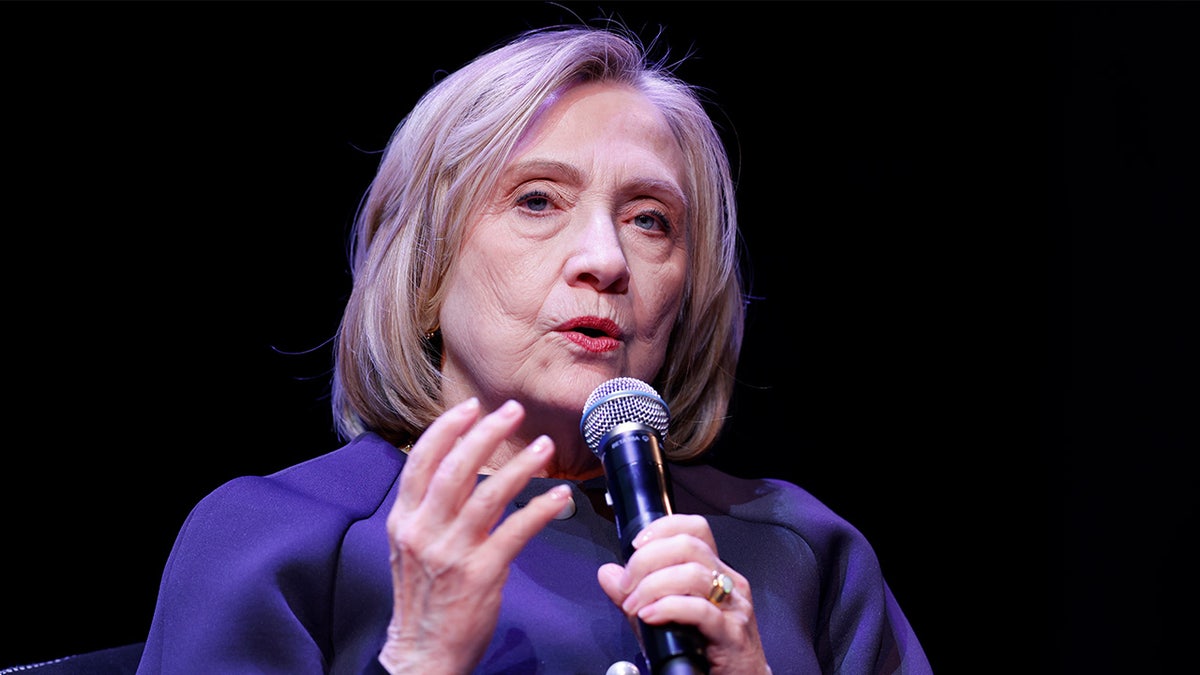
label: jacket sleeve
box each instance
[768,478,932,674]
[137,436,403,675]
[815,521,931,674]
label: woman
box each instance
[137,23,931,674]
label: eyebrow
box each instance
[505,159,583,184]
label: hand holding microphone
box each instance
[583,378,710,675]
[585,377,771,675]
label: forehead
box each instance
[513,82,681,160]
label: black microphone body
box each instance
[597,420,675,560]
[583,378,709,675]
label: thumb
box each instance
[596,562,628,605]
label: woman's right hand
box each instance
[376,398,571,674]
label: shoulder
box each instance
[670,462,878,562]
[140,434,405,666]
[155,433,403,596]
[670,464,933,671]
[671,462,847,526]
[259,431,405,509]
[182,432,404,541]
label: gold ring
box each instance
[707,570,733,606]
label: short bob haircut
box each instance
[332,24,745,461]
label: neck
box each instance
[479,433,605,481]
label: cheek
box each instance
[638,262,688,342]
[626,278,685,385]
[440,238,548,338]
[441,268,503,336]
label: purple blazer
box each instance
[136,432,930,674]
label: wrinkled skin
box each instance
[378,83,770,674]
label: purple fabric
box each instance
[137,433,931,673]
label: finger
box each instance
[596,563,627,606]
[631,514,717,553]
[622,531,719,592]
[406,400,526,522]
[454,434,557,537]
[396,397,482,510]
[424,400,526,513]
[486,481,574,560]
[634,570,752,641]
[621,561,713,613]
[597,563,645,638]
[635,593,728,636]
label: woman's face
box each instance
[438,82,689,432]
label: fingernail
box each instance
[633,529,653,549]
[552,487,575,520]
[498,399,521,418]
[528,435,552,455]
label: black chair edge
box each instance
[0,642,143,675]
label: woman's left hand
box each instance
[596,513,771,675]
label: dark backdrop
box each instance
[3,2,1195,672]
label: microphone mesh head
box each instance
[580,377,670,452]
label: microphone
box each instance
[582,377,709,675]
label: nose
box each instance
[564,207,630,293]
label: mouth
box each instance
[558,316,622,353]
[573,326,609,338]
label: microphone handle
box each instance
[642,624,708,675]
[657,654,707,675]
[600,422,675,559]
[599,423,709,675]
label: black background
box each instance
[3,1,1196,672]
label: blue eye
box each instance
[634,210,671,233]
[517,191,552,212]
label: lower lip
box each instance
[562,331,621,353]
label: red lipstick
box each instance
[558,316,622,353]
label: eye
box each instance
[516,190,554,213]
[632,209,671,234]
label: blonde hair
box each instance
[332,24,744,461]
